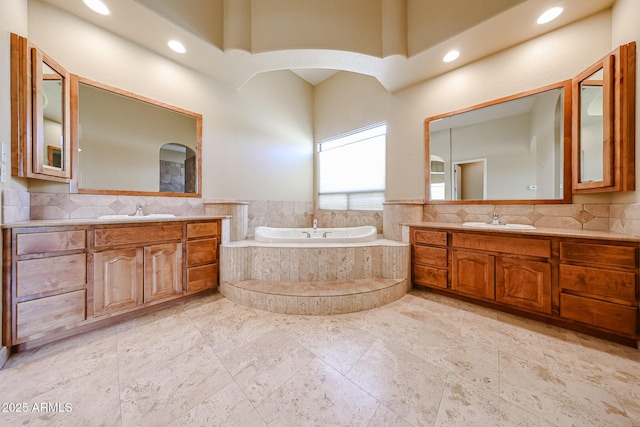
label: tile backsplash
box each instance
[4,189,640,239]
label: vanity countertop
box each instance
[2,215,231,229]
[404,222,640,242]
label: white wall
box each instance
[0,0,28,367]
[315,10,614,202]
[24,0,315,201]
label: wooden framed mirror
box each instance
[425,81,572,204]
[572,42,636,194]
[11,33,71,182]
[70,76,202,197]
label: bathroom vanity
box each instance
[410,223,639,346]
[2,216,223,351]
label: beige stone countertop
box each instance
[404,222,640,242]
[2,215,231,229]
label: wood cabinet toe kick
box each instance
[3,219,222,351]
[410,226,640,347]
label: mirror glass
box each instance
[427,84,569,202]
[42,62,64,170]
[578,68,606,183]
[74,80,201,195]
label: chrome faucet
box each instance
[313,219,318,232]
[488,213,502,225]
[131,202,144,216]
[301,231,311,238]
[322,231,331,238]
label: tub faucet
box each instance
[131,202,144,216]
[313,219,318,232]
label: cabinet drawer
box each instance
[412,229,447,246]
[187,222,218,239]
[16,290,86,341]
[560,264,636,302]
[187,264,218,293]
[560,293,637,336]
[452,233,550,258]
[560,242,637,268]
[94,225,183,248]
[413,245,447,268]
[413,265,447,289]
[17,254,86,297]
[187,238,217,267]
[17,230,86,255]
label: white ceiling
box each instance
[39,0,615,92]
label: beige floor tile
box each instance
[346,339,448,426]
[350,305,427,351]
[256,357,379,426]
[1,291,638,427]
[499,351,633,427]
[119,343,233,427]
[435,376,554,426]
[411,334,500,394]
[168,381,266,427]
[367,404,414,427]
[295,319,378,374]
[197,307,277,356]
[220,329,315,405]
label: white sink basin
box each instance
[98,214,176,220]
[462,222,535,230]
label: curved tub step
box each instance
[220,278,409,315]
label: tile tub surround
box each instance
[220,239,410,315]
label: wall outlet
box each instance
[1,164,6,183]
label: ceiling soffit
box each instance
[38,0,616,91]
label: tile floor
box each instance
[1,289,639,426]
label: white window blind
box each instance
[317,123,386,210]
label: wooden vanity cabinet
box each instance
[559,241,638,336]
[410,225,639,344]
[186,222,219,294]
[3,218,221,350]
[411,229,448,289]
[4,228,88,345]
[451,232,552,313]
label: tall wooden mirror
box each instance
[11,33,71,182]
[572,42,636,193]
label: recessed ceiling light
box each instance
[537,7,563,24]
[83,0,110,16]
[443,50,460,63]
[168,40,186,54]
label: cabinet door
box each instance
[144,243,183,303]
[94,248,143,316]
[496,257,551,314]
[452,250,495,299]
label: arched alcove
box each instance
[159,143,197,193]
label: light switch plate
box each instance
[1,142,6,162]
[1,164,6,183]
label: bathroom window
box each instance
[317,123,386,210]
